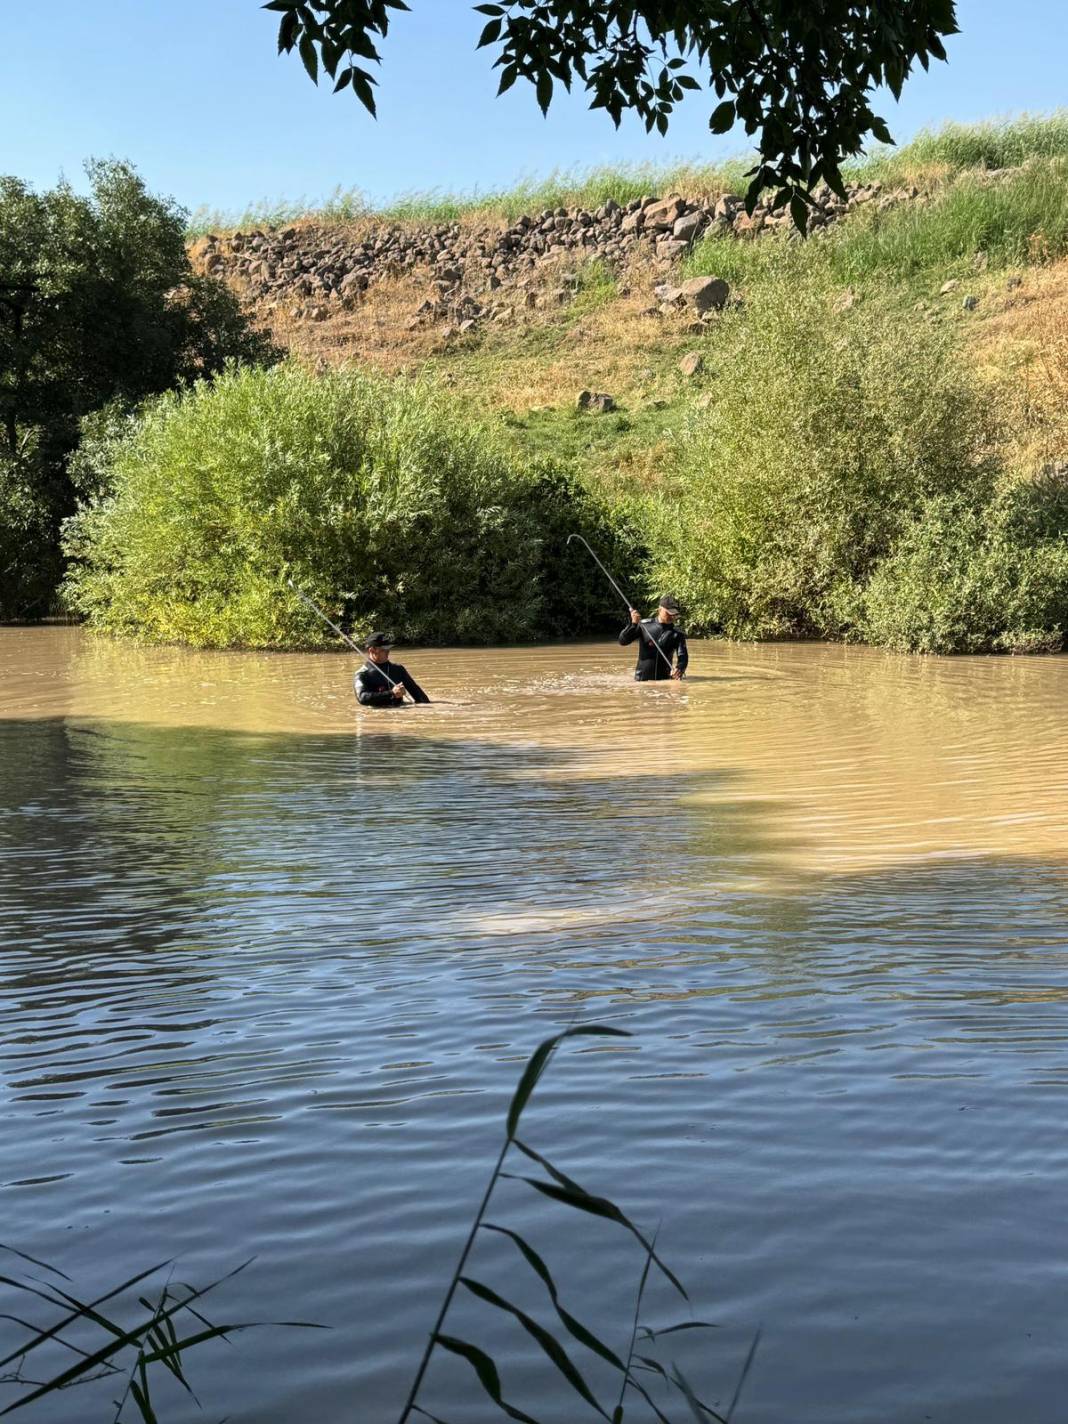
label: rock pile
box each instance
[189,178,920,327]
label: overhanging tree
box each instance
[266,0,959,228]
[0,160,276,618]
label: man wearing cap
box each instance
[354,632,431,707]
[618,596,688,681]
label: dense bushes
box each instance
[648,275,999,642]
[64,363,636,647]
[0,444,62,619]
[858,475,1068,653]
[644,273,1068,654]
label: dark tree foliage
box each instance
[0,160,274,465]
[266,0,958,226]
[0,160,276,619]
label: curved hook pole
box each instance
[566,535,676,677]
[286,578,404,694]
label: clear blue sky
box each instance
[3,1,1065,217]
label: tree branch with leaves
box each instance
[266,0,958,228]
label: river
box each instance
[2,626,1067,1423]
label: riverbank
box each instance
[188,115,1068,501]
[24,117,1068,654]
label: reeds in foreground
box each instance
[398,1024,756,1424]
[2,1027,754,1422]
[0,1250,321,1422]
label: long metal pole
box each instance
[566,533,677,677]
[287,580,407,699]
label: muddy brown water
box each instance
[2,626,1068,1423]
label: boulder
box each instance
[677,276,730,314]
[643,196,687,230]
[577,391,617,414]
[678,351,705,377]
[672,211,704,243]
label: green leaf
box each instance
[298,32,318,84]
[497,64,518,95]
[277,10,299,53]
[477,18,503,47]
[639,1320,719,1342]
[473,3,505,12]
[536,71,553,115]
[333,68,353,93]
[790,193,809,235]
[128,1375,158,1424]
[508,1143,687,1299]
[725,1325,763,1419]
[870,116,895,146]
[505,1025,629,1139]
[482,1224,626,1372]
[0,1245,71,1281]
[460,1277,609,1417]
[352,69,378,116]
[432,1335,543,1424]
[709,99,735,134]
[670,1361,727,1423]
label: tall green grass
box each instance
[397,1024,745,1424]
[831,158,1068,280]
[683,152,1068,293]
[186,160,751,235]
[187,113,1068,236]
[0,1251,320,1422]
[856,112,1068,181]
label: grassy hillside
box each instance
[72,117,1068,653]
[193,119,1064,489]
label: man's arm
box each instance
[398,666,431,704]
[354,669,397,707]
[619,609,642,647]
[674,631,688,677]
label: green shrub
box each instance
[63,363,633,648]
[857,474,1068,654]
[648,273,997,640]
[0,441,63,620]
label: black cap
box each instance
[658,595,681,614]
[363,631,395,649]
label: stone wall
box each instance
[189,178,919,329]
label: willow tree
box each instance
[266,0,959,228]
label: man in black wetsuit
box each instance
[619,595,688,681]
[354,632,431,707]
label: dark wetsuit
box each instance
[354,661,430,707]
[619,618,688,681]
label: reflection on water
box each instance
[2,628,1068,1423]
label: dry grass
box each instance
[967,257,1068,471]
[264,250,713,417]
